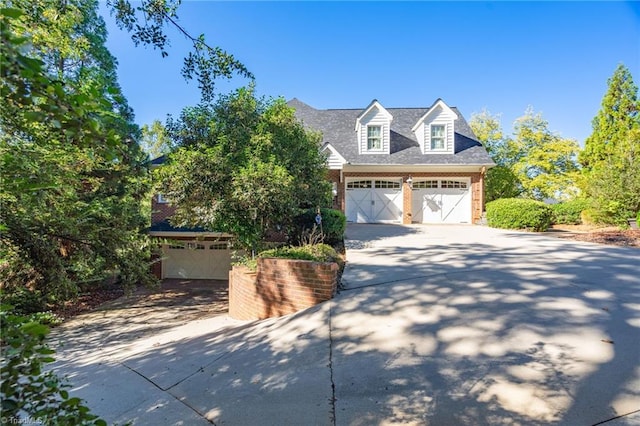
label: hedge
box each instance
[486,198,552,232]
[551,199,590,225]
[259,244,343,267]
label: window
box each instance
[441,180,468,189]
[375,180,401,189]
[210,242,229,250]
[430,125,445,150]
[347,180,373,189]
[367,125,382,150]
[413,180,439,189]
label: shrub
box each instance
[259,244,343,266]
[486,198,552,231]
[637,210,640,224]
[551,199,590,225]
[0,306,105,425]
[290,208,346,246]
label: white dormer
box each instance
[322,143,347,170]
[411,99,458,154]
[355,100,393,154]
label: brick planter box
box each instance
[229,258,339,321]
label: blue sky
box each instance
[100,1,640,145]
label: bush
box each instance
[259,244,343,267]
[486,198,552,232]
[637,210,640,224]
[0,306,105,425]
[290,208,346,246]
[551,199,590,225]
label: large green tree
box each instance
[156,87,331,252]
[470,108,580,202]
[469,110,521,202]
[580,64,639,170]
[511,108,581,201]
[0,2,153,312]
[580,65,640,224]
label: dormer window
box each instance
[430,125,446,150]
[355,100,393,154]
[412,99,458,154]
[367,126,382,150]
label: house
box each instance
[288,98,495,224]
[150,97,494,280]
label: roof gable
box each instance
[355,99,393,132]
[411,98,458,132]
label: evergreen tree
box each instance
[580,64,640,224]
[580,64,639,170]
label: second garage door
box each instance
[411,179,471,224]
[162,241,232,280]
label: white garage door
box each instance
[162,241,232,280]
[346,179,403,223]
[411,179,471,224]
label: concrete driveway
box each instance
[50,225,640,425]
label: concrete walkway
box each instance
[50,225,640,425]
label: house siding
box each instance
[359,109,391,154]
[421,106,456,154]
[326,150,345,169]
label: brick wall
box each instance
[229,258,338,321]
[151,195,176,225]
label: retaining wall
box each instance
[229,258,338,321]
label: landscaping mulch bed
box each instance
[53,285,125,320]
[548,225,640,248]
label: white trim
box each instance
[366,125,384,151]
[411,99,458,133]
[429,123,447,151]
[342,164,492,173]
[354,100,393,132]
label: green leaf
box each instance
[20,322,49,337]
[0,7,23,18]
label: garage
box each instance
[411,178,471,224]
[162,240,232,280]
[345,179,403,223]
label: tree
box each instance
[511,108,581,201]
[156,86,331,252]
[140,120,172,159]
[469,110,521,202]
[106,0,253,102]
[580,65,640,224]
[0,3,154,312]
[580,64,639,170]
[470,108,581,203]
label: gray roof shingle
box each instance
[288,98,495,166]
